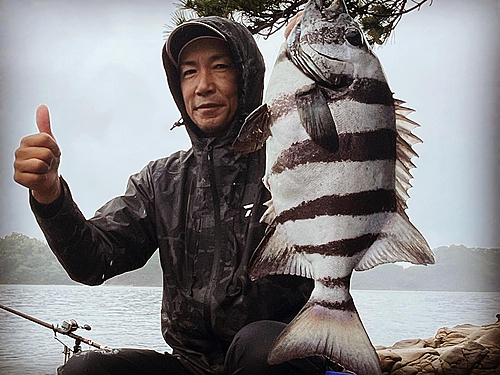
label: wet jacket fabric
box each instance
[31,17,313,375]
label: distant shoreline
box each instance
[1,233,499,292]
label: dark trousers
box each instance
[57,320,335,375]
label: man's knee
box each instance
[225,320,332,375]
[234,320,286,350]
[225,320,286,373]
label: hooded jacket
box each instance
[31,17,313,375]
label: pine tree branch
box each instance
[172,0,433,44]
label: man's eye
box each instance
[182,69,196,78]
[214,63,228,70]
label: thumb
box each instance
[36,104,53,137]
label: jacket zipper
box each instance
[203,145,222,335]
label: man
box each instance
[14,16,337,375]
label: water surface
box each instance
[1,285,498,374]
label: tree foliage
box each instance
[0,232,74,285]
[0,232,162,286]
[171,0,432,45]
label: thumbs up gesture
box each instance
[14,105,62,204]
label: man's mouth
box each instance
[196,103,223,110]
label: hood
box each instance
[162,17,265,148]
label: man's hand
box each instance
[14,105,62,204]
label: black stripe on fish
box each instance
[309,297,356,312]
[346,78,393,106]
[304,79,393,106]
[271,129,396,175]
[318,274,351,289]
[276,189,397,224]
[295,233,378,257]
[269,77,393,120]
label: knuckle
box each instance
[13,172,34,188]
[13,171,21,184]
[39,147,52,160]
[41,133,52,144]
[31,159,44,173]
[15,159,26,171]
[13,159,22,172]
[20,135,31,145]
[40,132,55,146]
[15,146,30,160]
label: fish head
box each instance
[288,0,386,87]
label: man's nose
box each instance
[195,69,215,95]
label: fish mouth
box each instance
[303,36,351,87]
[305,36,347,63]
[308,44,345,62]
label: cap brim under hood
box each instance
[162,17,265,145]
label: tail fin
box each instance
[268,300,382,375]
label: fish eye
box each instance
[345,28,363,47]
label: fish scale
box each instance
[233,0,434,373]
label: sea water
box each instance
[1,285,498,374]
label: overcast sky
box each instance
[1,0,499,250]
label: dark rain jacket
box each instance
[31,16,313,375]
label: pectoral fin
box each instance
[296,85,339,153]
[233,104,271,153]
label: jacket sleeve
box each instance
[30,165,158,285]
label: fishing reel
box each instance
[60,319,91,334]
[1,304,109,366]
[56,319,93,362]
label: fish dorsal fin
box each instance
[356,99,434,270]
[394,100,421,213]
[233,104,271,153]
[296,84,339,153]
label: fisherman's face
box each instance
[179,38,239,138]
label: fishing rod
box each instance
[0,303,110,363]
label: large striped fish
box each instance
[234,0,435,374]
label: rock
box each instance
[378,349,402,373]
[376,317,500,374]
